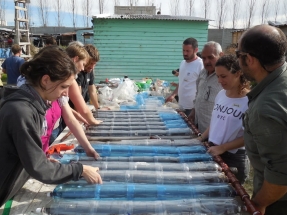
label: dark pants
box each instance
[220,149,250,184]
[265,200,287,215]
[184,109,192,116]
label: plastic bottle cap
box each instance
[35,208,42,213]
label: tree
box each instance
[54,0,63,27]
[68,0,77,28]
[216,0,228,29]
[0,0,6,24]
[169,0,180,16]
[114,0,120,6]
[126,0,140,6]
[260,0,269,24]
[99,0,107,14]
[37,0,49,27]
[202,0,211,19]
[82,0,93,27]
[246,0,257,28]
[284,1,287,21]
[273,0,280,22]
[231,0,239,29]
[185,0,195,16]
[145,0,155,5]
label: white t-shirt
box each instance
[178,58,203,109]
[209,89,248,153]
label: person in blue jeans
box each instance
[196,55,250,184]
[1,44,25,85]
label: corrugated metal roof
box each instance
[268,21,287,27]
[230,29,246,33]
[93,14,209,22]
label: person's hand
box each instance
[170,82,178,87]
[82,165,103,184]
[207,145,225,156]
[165,94,175,103]
[48,157,60,163]
[73,111,90,126]
[251,200,266,215]
[91,119,103,125]
[86,148,100,160]
[188,108,195,123]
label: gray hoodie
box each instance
[0,85,83,206]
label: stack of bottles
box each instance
[120,92,167,110]
[41,136,247,214]
[88,109,192,137]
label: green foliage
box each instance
[1,73,7,83]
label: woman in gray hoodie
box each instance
[0,46,102,207]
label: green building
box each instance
[92,14,208,83]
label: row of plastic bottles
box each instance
[74,144,206,156]
[85,128,192,137]
[37,198,244,215]
[88,138,202,146]
[56,153,213,164]
[77,161,222,172]
[51,183,235,199]
[66,170,228,185]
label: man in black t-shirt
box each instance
[76,44,100,110]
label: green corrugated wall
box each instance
[92,18,208,84]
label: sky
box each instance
[3,0,287,28]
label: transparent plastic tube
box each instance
[74,144,206,156]
[87,125,168,131]
[96,117,163,122]
[57,153,213,164]
[51,183,235,199]
[89,139,203,146]
[94,170,228,184]
[85,129,193,137]
[38,198,243,215]
[96,114,161,119]
[96,121,166,126]
[78,161,222,172]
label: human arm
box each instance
[252,180,287,214]
[247,114,287,213]
[88,85,100,110]
[69,80,102,125]
[165,84,179,103]
[207,137,244,156]
[71,108,89,125]
[61,103,99,159]
[196,126,210,142]
[2,68,6,74]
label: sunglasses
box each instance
[235,50,248,58]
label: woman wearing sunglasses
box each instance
[197,54,250,184]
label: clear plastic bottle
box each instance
[78,161,222,172]
[37,198,244,215]
[74,144,206,156]
[57,153,213,164]
[51,183,235,199]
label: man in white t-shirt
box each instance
[165,37,203,116]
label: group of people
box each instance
[0,25,287,214]
[167,25,287,214]
[0,39,104,206]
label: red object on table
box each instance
[47,144,74,155]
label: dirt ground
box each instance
[243,166,254,197]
